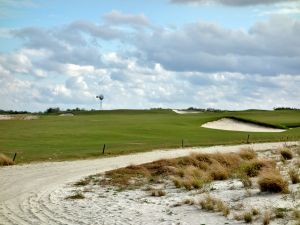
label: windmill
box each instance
[96,94,104,110]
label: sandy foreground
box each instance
[201,118,286,133]
[0,142,298,225]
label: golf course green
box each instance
[0,109,300,163]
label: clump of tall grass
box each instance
[239,148,257,160]
[257,169,289,193]
[243,211,253,223]
[280,148,293,160]
[288,168,300,184]
[238,158,275,177]
[199,195,230,217]
[0,153,14,166]
[263,211,271,225]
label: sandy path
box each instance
[0,142,297,224]
[202,118,285,132]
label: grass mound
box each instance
[0,153,14,166]
[95,150,266,190]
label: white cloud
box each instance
[103,10,150,27]
[170,0,298,6]
[1,12,300,111]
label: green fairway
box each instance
[0,109,300,163]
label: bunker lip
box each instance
[201,118,286,132]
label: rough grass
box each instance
[74,179,91,186]
[65,192,85,200]
[288,169,300,184]
[243,212,253,223]
[280,148,293,160]
[150,189,166,197]
[95,150,280,191]
[263,211,271,225]
[238,148,257,160]
[101,152,244,190]
[199,195,230,217]
[238,158,275,177]
[0,153,14,166]
[258,169,289,193]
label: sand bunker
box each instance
[173,109,202,114]
[0,115,38,120]
[59,113,74,116]
[202,118,285,132]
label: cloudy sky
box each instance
[0,0,300,111]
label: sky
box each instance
[0,0,300,111]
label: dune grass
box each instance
[288,169,300,184]
[280,148,293,160]
[257,169,289,193]
[0,109,300,163]
[87,149,279,192]
[199,195,230,217]
[0,153,14,166]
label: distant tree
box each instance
[0,109,29,114]
[274,107,300,111]
[45,107,60,114]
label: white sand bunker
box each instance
[202,118,285,132]
[59,113,74,116]
[0,115,38,120]
[173,109,202,114]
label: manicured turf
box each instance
[0,109,300,163]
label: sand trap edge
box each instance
[201,118,286,133]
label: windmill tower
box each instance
[96,94,104,110]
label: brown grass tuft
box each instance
[183,198,195,205]
[199,195,230,217]
[239,174,252,188]
[263,211,271,225]
[150,189,166,197]
[288,168,300,184]
[0,153,14,166]
[74,179,90,186]
[258,169,289,193]
[274,208,288,218]
[280,148,293,160]
[239,148,257,160]
[209,161,229,180]
[251,208,259,216]
[103,164,151,188]
[65,192,85,200]
[239,158,276,177]
[243,212,253,223]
